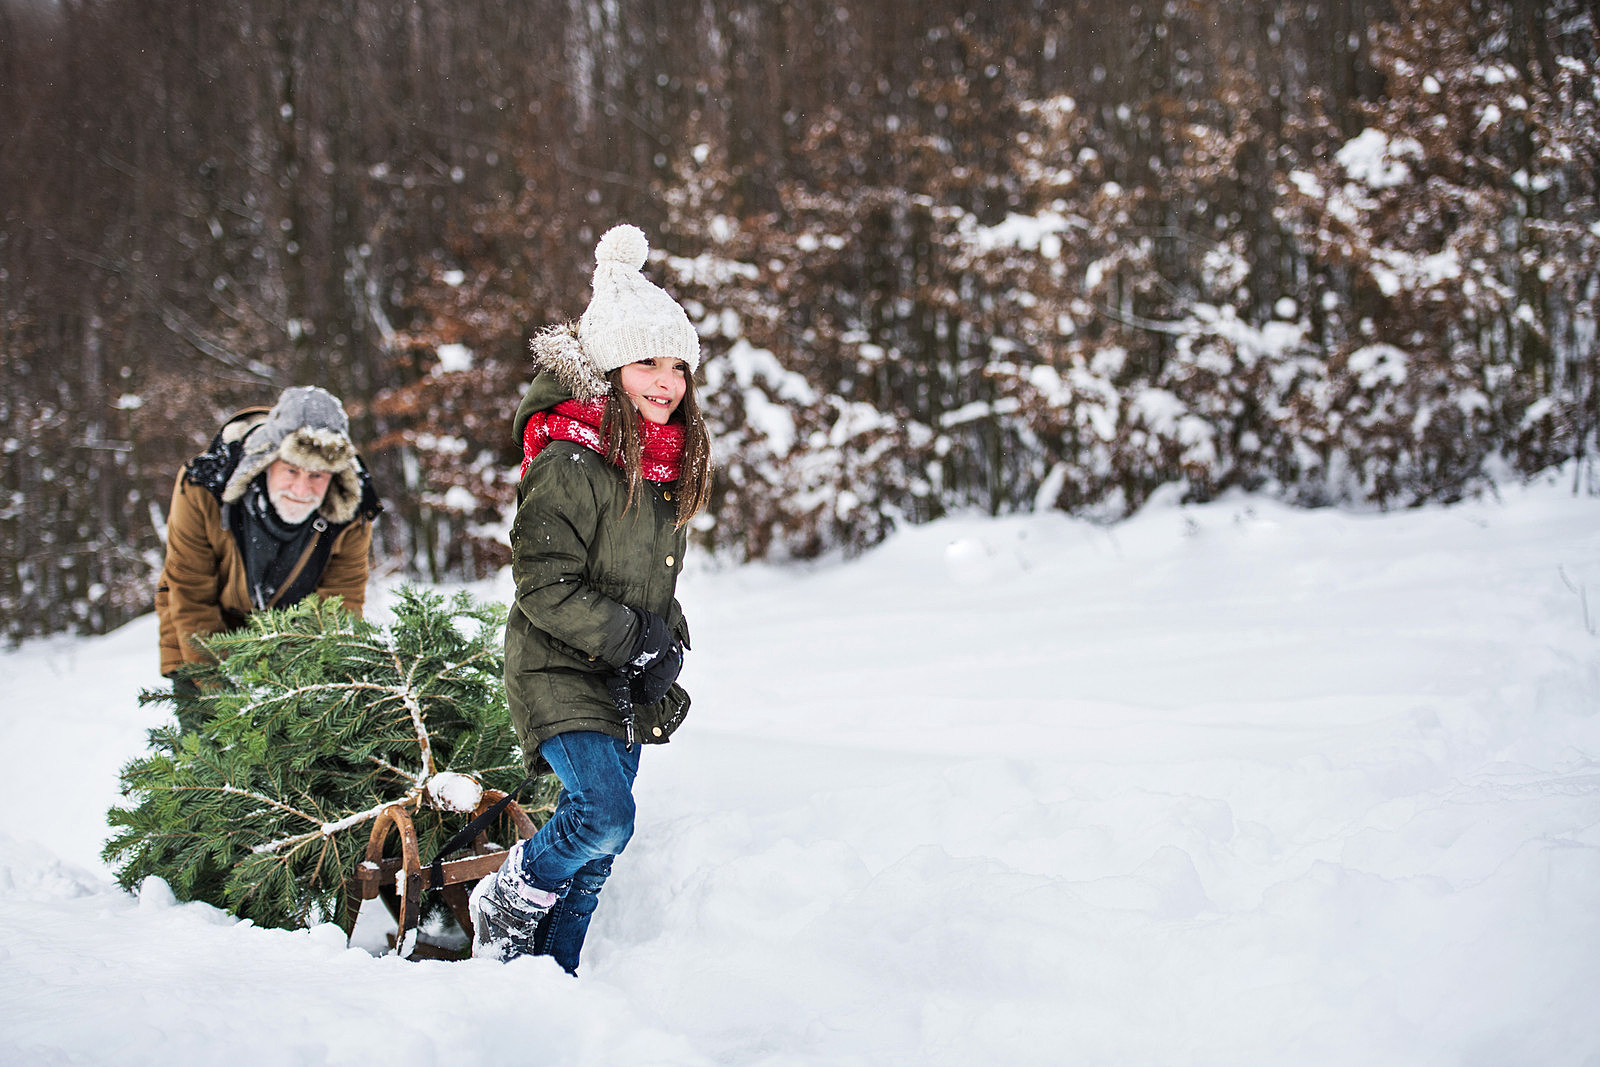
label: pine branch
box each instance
[253,792,417,855]
[104,588,550,932]
[367,754,425,789]
[395,659,436,780]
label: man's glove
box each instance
[622,608,683,706]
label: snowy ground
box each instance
[2,473,1598,1066]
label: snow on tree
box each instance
[1279,0,1600,503]
[657,135,946,560]
[103,589,555,932]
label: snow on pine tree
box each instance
[103,588,555,932]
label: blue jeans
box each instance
[517,731,640,974]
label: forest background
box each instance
[2,0,1597,643]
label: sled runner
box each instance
[346,789,537,960]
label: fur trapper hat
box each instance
[575,224,700,378]
[221,386,363,523]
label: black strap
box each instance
[426,773,541,892]
[271,517,338,610]
[607,672,637,751]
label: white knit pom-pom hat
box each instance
[576,224,701,376]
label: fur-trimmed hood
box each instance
[534,321,612,400]
[513,322,611,449]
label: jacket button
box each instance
[665,555,675,567]
[652,727,663,737]
[663,491,673,501]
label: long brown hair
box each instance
[601,367,713,528]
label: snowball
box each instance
[137,876,178,911]
[426,772,484,813]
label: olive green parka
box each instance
[505,328,692,771]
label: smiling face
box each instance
[619,357,689,425]
[265,459,332,524]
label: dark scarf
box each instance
[238,477,319,610]
[521,398,685,482]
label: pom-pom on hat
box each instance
[577,224,700,377]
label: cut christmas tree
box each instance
[104,588,557,950]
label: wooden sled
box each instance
[345,789,537,960]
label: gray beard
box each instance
[268,489,319,525]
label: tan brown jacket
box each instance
[155,409,377,676]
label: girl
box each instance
[469,224,713,972]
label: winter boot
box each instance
[469,841,558,961]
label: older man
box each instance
[156,386,381,724]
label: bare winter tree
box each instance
[2,0,1594,638]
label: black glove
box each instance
[622,608,683,706]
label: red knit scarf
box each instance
[521,398,685,482]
